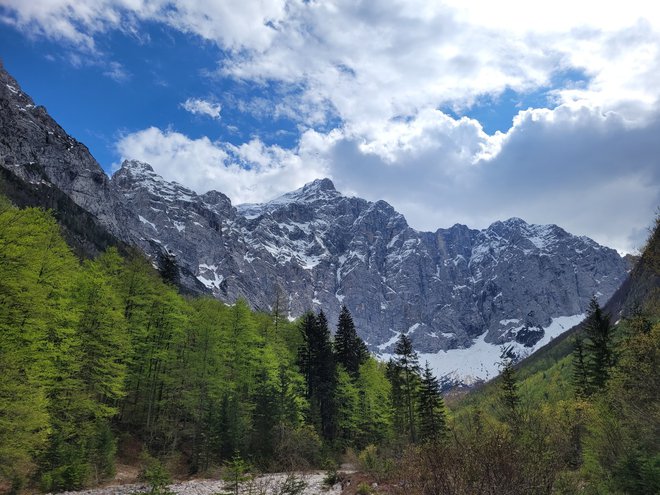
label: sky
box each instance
[0,1,658,254]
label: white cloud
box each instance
[102,60,130,82]
[181,97,222,119]
[0,0,286,52]
[115,126,329,204]
[115,98,659,254]
[325,102,660,254]
[5,0,659,252]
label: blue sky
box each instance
[1,1,658,253]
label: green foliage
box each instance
[3,194,655,495]
[387,334,421,443]
[583,296,616,393]
[221,453,253,495]
[497,348,521,429]
[272,424,323,471]
[357,444,394,482]
[138,452,174,495]
[356,481,374,494]
[334,305,368,377]
[572,334,590,398]
[417,362,448,442]
[322,467,340,487]
[274,472,307,495]
[297,311,337,441]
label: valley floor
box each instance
[47,471,343,495]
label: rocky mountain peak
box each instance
[236,178,340,219]
[116,159,155,175]
[111,160,198,205]
[276,177,339,202]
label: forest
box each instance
[0,197,658,495]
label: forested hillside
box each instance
[0,197,448,494]
[1,196,657,495]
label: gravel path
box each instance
[48,471,342,495]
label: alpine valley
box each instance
[0,62,629,383]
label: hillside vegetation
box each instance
[0,196,657,495]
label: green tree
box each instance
[572,334,590,398]
[334,306,368,377]
[418,362,448,443]
[584,297,615,392]
[297,312,337,441]
[388,333,420,443]
[0,204,78,487]
[498,347,520,430]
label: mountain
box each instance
[0,62,630,381]
[111,160,628,358]
[0,61,134,256]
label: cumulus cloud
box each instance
[115,126,329,204]
[116,98,659,254]
[181,97,222,119]
[0,0,286,52]
[329,103,660,254]
[5,0,659,251]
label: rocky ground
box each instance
[48,471,344,495]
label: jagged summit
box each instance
[112,159,201,205]
[237,177,340,218]
[273,177,339,202]
[117,159,155,174]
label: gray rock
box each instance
[0,61,628,360]
[111,160,628,354]
[0,62,136,243]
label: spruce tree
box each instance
[158,249,179,285]
[583,297,615,391]
[498,347,520,430]
[418,362,448,443]
[334,305,368,377]
[297,311,337,440]
[572,334,590,397]
[390,333,420,443]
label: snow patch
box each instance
[377,330,401,351]
[382,313,585,385]
[138,215,157,231]
[196,269,224,290]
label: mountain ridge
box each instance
[0,62,630,380]
[110,159,627,359]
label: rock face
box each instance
[0,61,629,359]
[0,62,135,243]
[112,160,628,353]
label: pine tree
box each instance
[583,297,615,391]
[334,305,368,377]
[418,362,448,443]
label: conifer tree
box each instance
[389,333,420,443]
[297,311,337,440]
[418,362,448,442]
[158,249,179,285]
[583,297,615,391]
[334,305,368,377]
[498,347,520,430]
[572,334,590,397]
